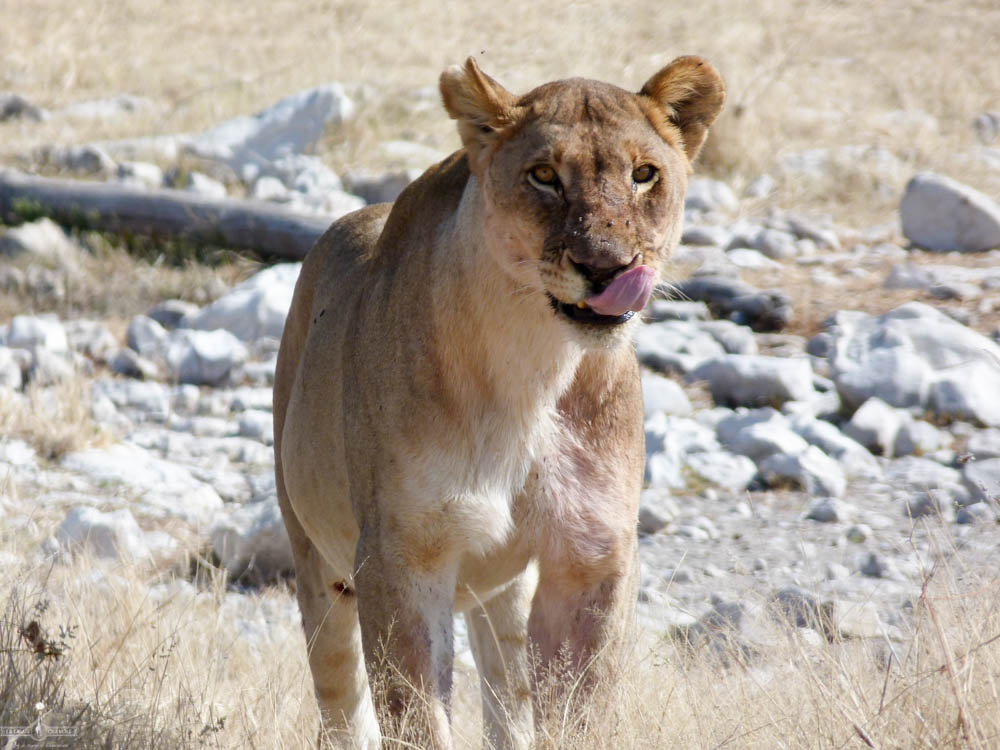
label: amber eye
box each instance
[529,165,559,186]
[633,164,657,184]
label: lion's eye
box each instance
[529,165,559,187]
[633,164,657,184]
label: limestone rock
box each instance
[164,329,247,386]
[184,263,301,343]
[758,446,847,498]
[842,398,905,457]
[900,172,1000,252]
[690,355,815,408]
[211,499,293,582]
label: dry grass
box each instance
[0,545,997,749]
[2,0,999,222]
[0,230,257,331]
[0,379,108,460]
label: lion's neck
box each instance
[428,181,583,436]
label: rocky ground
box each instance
[2,83,1000,672]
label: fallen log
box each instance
[0,168,337,260]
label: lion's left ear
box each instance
[640,56,725,163]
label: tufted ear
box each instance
[440,58,518,167]
[639,56,725,163]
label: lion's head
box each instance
[440,56,724,344]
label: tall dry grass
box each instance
[1,546,997,749]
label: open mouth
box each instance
[547,295,635,326]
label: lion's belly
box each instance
[281,374,359,579]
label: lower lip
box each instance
[547,295,635,326]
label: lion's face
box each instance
[441,57,725,347]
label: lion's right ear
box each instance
[440,58,518,168]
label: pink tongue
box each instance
[585,265,656,316]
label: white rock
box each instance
[684,451,758,492]
[109,348,161,380]
[886,457,966,505]
[726,248,781,270]
[59,95,153,120]
[645,300,711,322]
[56,506,175,560]
[276,154,344,194]
[759,446,847,498]
[699,320,759,355]
[690,355,815,407]
[95,134,187,163]
[638,488,681,534]
[967,429,1000,460]
[805,498,854,523]
[237,409,274,445]
[114,161,164,189]
[211,499,293,581]
[165,329,247,386]
[62,443,223,523]
[827,303,1000,423]
[725,420,811,463]
[645,413,720,490]
[6,314,68,352]
[900,172,1000,252]
[93,378,171,419]
[641,371,692,418]
[228,386,274,412]
[180,171,228,199]
[883,263,935,290]
[634,320,727,374]
[184,263,301,342]
[188,84,354,177]
[681,224,731,247]
[842,398,904,457]
[0,218,81,267]
[251,175,291,202]
[956,502,996,524]
[147,299,200,330]
[29,348,77,385]
[789,415,882,480]
[685,178,738,213]
[904,492,954,521]
[64,320,118,361]
[928,360,1000,427]
[894,417,950,457]
[126,314,169,359]
[973,112,1000,144]
[0,347,23,389]
[962,458,1000,504]
[45,144,116,174]
[749,228,799,260]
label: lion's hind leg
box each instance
[464,570,536,750]
[295,542,380,749]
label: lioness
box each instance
[273,56,724,749]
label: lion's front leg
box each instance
[354,532,457,750]
[527,535,639,730]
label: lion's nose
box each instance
[567,250,639,288]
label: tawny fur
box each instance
[273,55,724,750]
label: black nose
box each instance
[568,257,627,287]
